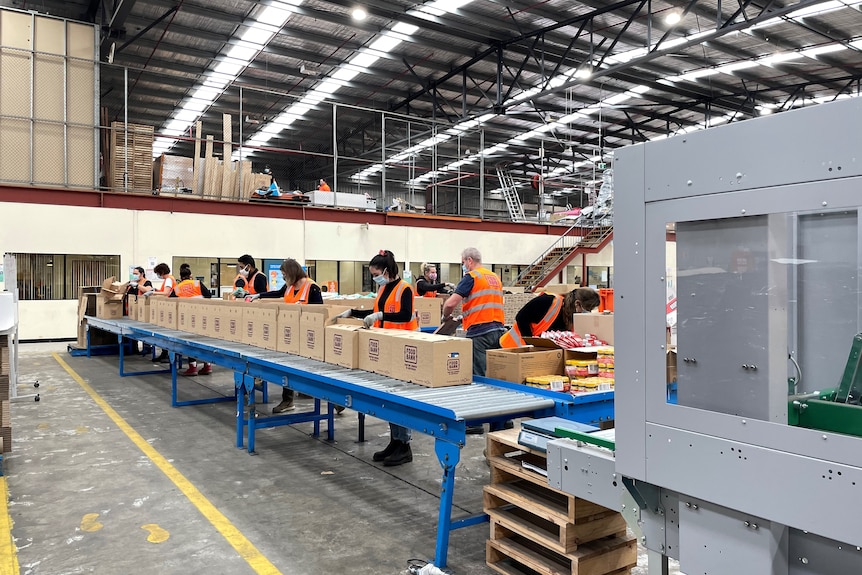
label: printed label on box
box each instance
[247,323,254,338]
[213,317,220,331]
[306,329,315,349]
[404,345,418,371]
[190,316,196,329]
[201,316,208,330]
[262,325,270,342]
[229,319,237,335]
[283,326,292,344]
[447,355,461,375]
[369,338,379,361]
[333,334,343,355]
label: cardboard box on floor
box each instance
[413,297,442,328]
[324,322,366,368]
[357,328,402,376]
[274,304,302,354]
[299,305,352,361]
[571,313,614,345]
[242,303,280,351]
[389,331,472,388]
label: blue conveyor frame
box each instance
[81,316,614,569]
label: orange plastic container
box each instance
[599,288,614,312]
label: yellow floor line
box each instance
[52,353,282,575]
[0,476,20,575]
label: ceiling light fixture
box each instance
[352,7,367,20]
[665,11,682,25]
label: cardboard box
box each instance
[276,304,304,355]
[324,323,365,368]
[76,319,116,348]
[541,284,579,295]
[100,277,129,301]
[571,313,614,345]
[96,298,123,320]
[413,297,442,328]
[486,345,564,384]
[242,304,280,350]
[152,298,179,329]
[207,301,231,340]
[221,303,244,343]
[299,305,351,361]
[177,300,195,332]
[324,298,375,311]
[357,328,398,376]
[77,292,98,322]
[390,332,472,387]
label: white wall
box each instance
[0,201,615,339]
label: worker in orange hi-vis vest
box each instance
[500,288,600,348]
[232,254,267,299]
[317,178,331,191]
[252,258,325,414]
[415,262,454,298]
[341,250,418,467]
[174,266,214,377]
[443,247,506,434]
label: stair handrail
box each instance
[515,226,613,287]
[514,224,582,285]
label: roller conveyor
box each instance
[81,315,608,569]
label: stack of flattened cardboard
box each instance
[0,334,10,452]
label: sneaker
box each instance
[272,399,295,414]
[383,442,413,467]
[180,365,198,377]
[334,405,346,415]
[253,379,265,391]
[465,425,485,435]
[373,440,399,462]
[198,364,212,375]
[157,351,170,363]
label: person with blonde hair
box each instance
[416,262,453,297]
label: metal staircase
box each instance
[496,167,526,222]
[514,225,614,290]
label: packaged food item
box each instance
[525,375,570,393]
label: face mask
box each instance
[372,274,387,286]
[462,264,468,275]
[239,267,249,278]
[132,274,140,281]
[429,273,437,281]
[157,274,163,280]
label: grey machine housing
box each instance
[547,96,862,575]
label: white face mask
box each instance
[428,273,437,281]
[239,267,250,278]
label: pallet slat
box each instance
[487,533,636,575]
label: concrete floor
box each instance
[5,343,683,575]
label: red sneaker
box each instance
[198,364,212,375]
[180,365,198,377]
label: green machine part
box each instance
[789,334,862,438]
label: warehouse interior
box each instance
[1,0,862,574]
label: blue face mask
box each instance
[372,274,387,286]
[132,274,140,281]
[462,264,468,275]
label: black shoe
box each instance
[140,345,152,356]
[373,440,399,462]
[465,425,485,435]
[383,442,413,467]
[157,351,170,363]
[334,405,346,415]
[272,399,295,414]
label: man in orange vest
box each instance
[233,255,267,298]
[318,179,331,192]
[443,248,506,434]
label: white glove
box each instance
[143,290,153,297]
[446,282,455,289]
[244,293,261,302]
[337,309,352,319]
[130,281,138,288]
[363,311,383,328]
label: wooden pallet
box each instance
[486,531,636,575]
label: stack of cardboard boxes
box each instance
[139,298,474,389]
[96,277,129,320]
[0,335,10,452]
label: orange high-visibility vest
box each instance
[373,279,419,330]
[500,294,562,348]
[233,270,262,295]
[284,278,316,304]
[157,274,176,295]
[176,279,204,298]
[461,267,504,331]
[318,181,331,191]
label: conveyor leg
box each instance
[235,372,246,449]
[170,352,178,407]
[312,398,321,438]
[247,377,257,454]
[86,326,91,358]
[326,403,334,442]
[357,413,366,443]
[117,333,125,376]
[433,439,461,569]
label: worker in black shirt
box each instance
[232,255,268,298]
[343,250,418,467]
[127,266,154,355]
[500,287,600,348]
[415,262,454,297]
